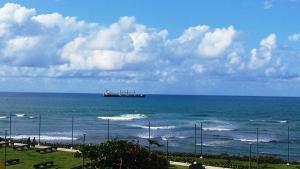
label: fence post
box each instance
[9,113,12,140]
[71,116,74,148]
[38,113,41,145]
[256,128,259,169]
[200,122,203,158]
[82,133,86,169]
[148,121,151,153]
[166,139,169,161]
[194,124,197,156]
[107,119,110,141]
[287,126,290,165]
[249,143,252,169]
[4,129,7,169]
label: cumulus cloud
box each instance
[248,34,276,69]
[60,16,168,71]
[288,33,300,41]
[0,2,298,84]
[197,26,236,58]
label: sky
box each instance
[0,0,300,96]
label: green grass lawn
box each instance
[0,147,82,168]
[1,147,300,169]
[0,147,185,169]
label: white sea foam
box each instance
[129,124,176,130]
[97,114,146,121]
[203,127,233,131]
[250,119,287,124]
[197,141,229,147]
[137,133,154,139]
[161,135,186,140]
[29,116,35,119]
[235,138,273,143]
[16,114,25,117]
[0,116,7,119]
[161,136,168,141]
[177,136,186,139]
[11,135,78,141]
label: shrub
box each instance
[75,139,168,169]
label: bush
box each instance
[75,139,168,169]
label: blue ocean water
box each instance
[0,92,299,161]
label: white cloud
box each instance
[0,3,298,84]
[177,25,209,43]
[0,3,36,24]
[288,33,300,41]
[248,34,276,69]
[60,16,167,71]
[197,26,236,58]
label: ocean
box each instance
[0,92,299,161]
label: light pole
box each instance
[107,119,110,141]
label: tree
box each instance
[75,140,168,169]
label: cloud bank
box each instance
[0,3,299,86]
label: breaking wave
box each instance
[16,114,25,117]
[203,127,233,131]
[97,114,146,121]
[11,135,78,141]
[235,138,274,143]
[129,124,176,130]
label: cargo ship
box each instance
[103,90,145,97]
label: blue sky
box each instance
[0,0,299,96]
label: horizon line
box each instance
[0,91,299,98]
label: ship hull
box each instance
[103,94,145,98]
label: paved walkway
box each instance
[170,161,231,169]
